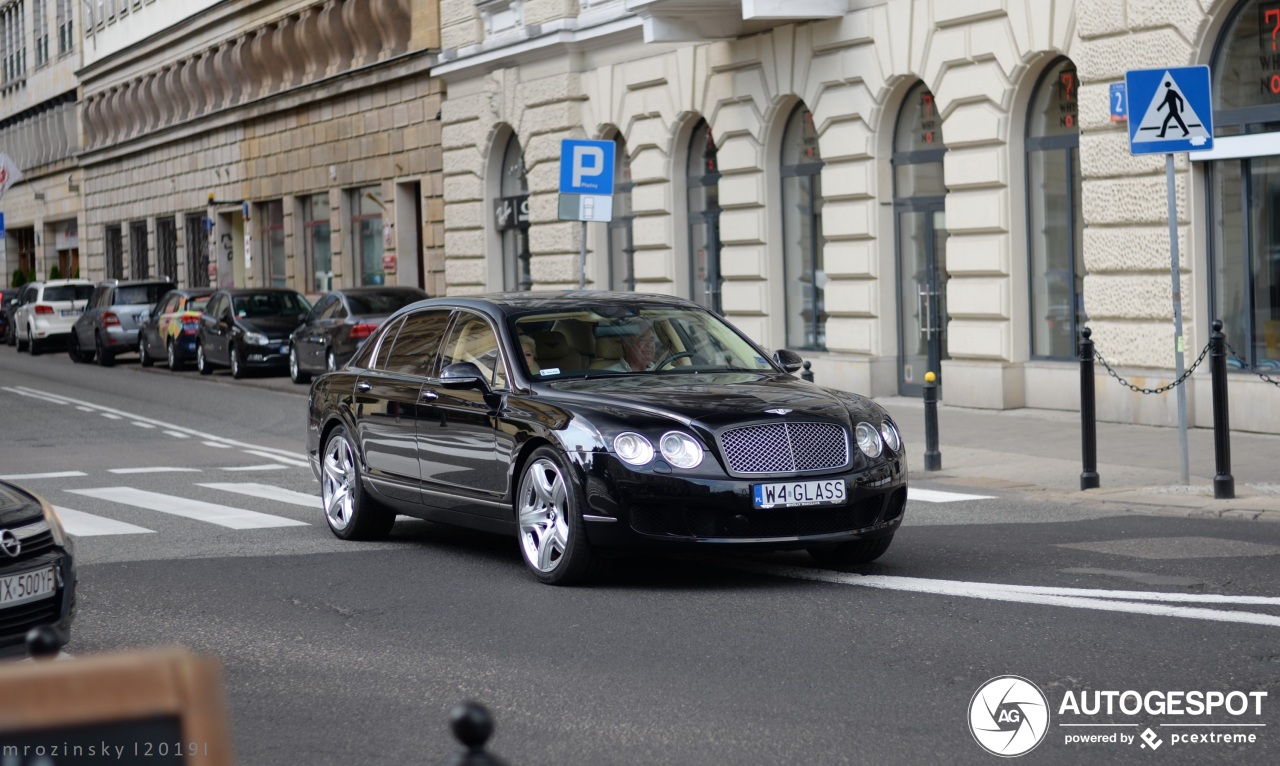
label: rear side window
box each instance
[187,295,211,313]
[384,310,451,377]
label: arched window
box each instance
[497,132,530,291]
[781,103,825,349]
[1026,59,1084,359]
[687,119,722,311]
[608,133,635,291]
[892,82,949,396]
[1207,0,1280,369]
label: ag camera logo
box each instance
[969,676,1051,757]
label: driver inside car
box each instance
[603,319,660,373]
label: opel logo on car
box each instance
[968,676,1050,757]
[0,529,20,558]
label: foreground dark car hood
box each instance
[239,316,302,336]
[543,373,882,427]
[0,481,43,525]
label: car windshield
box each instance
[117,284,176,305]
[511,305,777,380]
[346,291,422,315]
[233,292,310,318]
[43,285,94,302]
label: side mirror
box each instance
[440,362,487,390]
[773,349,804,374]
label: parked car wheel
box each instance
[68,333,89,363]
[196,342,212,375]
[320,426,394,541]
[289,345,311,384]
[15,327,26,352]
[27,329,42,356]
[139,333,155,368]
[167,340,184,371]
[516,447,603,586]
[807,534,895,568]
[95,332,115,367]
[229,344,245,379]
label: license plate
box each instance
[0,566,57,608]
[753,479,846,509]
[280,345,289,354]
[61,309,81,317]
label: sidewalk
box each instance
[875,396,1280,520]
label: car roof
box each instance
[403,290,700,319]
[98,279,177,287]
[164,287,216,297]
[42,278,93,287]
[215,287,305,295]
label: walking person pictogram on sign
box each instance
[1157,81,1188,138]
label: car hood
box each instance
[542,373,884,428]
[239,316,301,337]
[0,481,44,526]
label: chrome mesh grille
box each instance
[719,422,849,475]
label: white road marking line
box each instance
[0,471,87,480]
[242,449,309,468]
[203,441,233,449]
[53,507,155,537]
[76,406,95,412]
[101,413,122,420]
[163,431,190,439]
[724,561,1280,629]
[67,487,308,530]
[222,465,289,472]
[0,387,68,405]
[198,483,318,507]
[131,422,157,429]
[107,467,202,475]
[909,488,995,503]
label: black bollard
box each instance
[1079,328,1100,490]
[1210,320,1235,499]
[801,360,814,383]
[441,702,509,766]
[923,371,941,471]
[25,625,61,659]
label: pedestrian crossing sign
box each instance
[1125,66,1214,155]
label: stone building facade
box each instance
[78,0,446,299]
[434,0,1280,434]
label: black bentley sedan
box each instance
[288,286,428,384]
[196,288,311,378]
[306,292,907,585]
[0,480,76,658]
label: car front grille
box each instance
[718,422,850,475]
[0,519,54,563]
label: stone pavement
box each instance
[876,396,1280,520]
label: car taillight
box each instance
[349,323,378,340]
[34,304,54,315]
[103,312,121,326]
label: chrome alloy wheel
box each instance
[322,433,357,532]
[289,346,300,379]
[518,458,570,573]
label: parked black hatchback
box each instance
[0,480,76,658]
[306,291,907,585]
[288,286,428,384]
[196,288,310,378]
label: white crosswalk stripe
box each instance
[0,471,87,480]
[222,465,289,472]
[242,449,310,468]
[108,467,202,475]
[198,483,319,508]
[54,506,155,537]
[66,487,308,529]
[909,488,995,503]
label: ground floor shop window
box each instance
[303,194,332,293]
[351,187,384,286]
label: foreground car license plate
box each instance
[0,566,57,608]
[753,479,846,509]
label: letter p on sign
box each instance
[572,146,604,188]
[559,139,616,195]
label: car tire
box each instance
[167,340,184,371]
[94,332,115,367]
[320,425,395,541]
[196,341,212,375]
[807,534,895,568]
[326,349,337,373]
[289,345,311,384]
[516,446,603,585]
[229,344,245,379]
[68,333,88,363]
[28,329,42,356]
[15,328,26,351]
[139,333,155,367]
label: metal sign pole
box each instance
[1165,152,1190,485]
[579,220,587,289]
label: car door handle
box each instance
[356,382,372,392]
[420,390,439,401]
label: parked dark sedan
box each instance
[0,288,18,346]
[137,287,215,370]
[196,288,310,378]
[288,286,428,384]
[0,480,76,658]
[306,291,907,585]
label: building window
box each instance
[351,186,384,286]
[686,119,721,312]
[496,132,530,291]
[781,103,826,350]
[607,133,635,291]
[105,224,124,279]
[1026,59,1084,360]
[33,0,47,68]
[261,200,286,287]
[1208,0,1280,370]
[129,220,149,279]
[2,2,27,83]
[157,217,178,282]
[303,194,332,293]
[184,214,209,287]
[56,0,72,55]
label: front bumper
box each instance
[241,341,291,368]
[578,453,907,550]
[0,550,77,659]
[104,324,140,351]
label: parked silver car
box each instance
[69,279,175,366]
[11,279,94,355]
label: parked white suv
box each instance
[13,279,94,355]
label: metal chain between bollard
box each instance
[1225,342,1280,388]
[1092,343,1210,395]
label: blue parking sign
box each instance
[559,139,615,195]
[1124,66,1214,155]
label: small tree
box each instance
[11,269,26,287]
[48,264,61,280]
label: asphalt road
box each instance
[3,345,1280,765]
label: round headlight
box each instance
[613,432,654,465]
[855,422,883,458]
[659,431,704,469]
[879,421,901,453]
